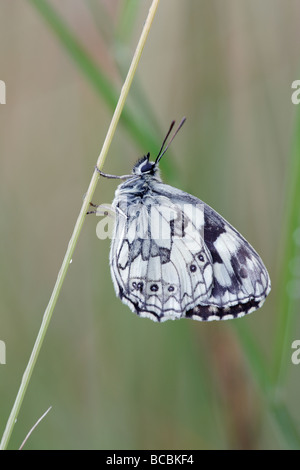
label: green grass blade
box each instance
[0,0,161,449]
[26,0,300,450]
[116,0,141,44]
[272,104,300,388]
[235,320,300,448]
[234,92,300,448]
[234,321,271,393]
[28,0,158,156]
[269,401,300,449]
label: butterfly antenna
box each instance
[155,117,186,165]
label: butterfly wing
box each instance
[193,203,271,320]
[155,183,271,321]
[110,194,214,321]
[110,182,271,322]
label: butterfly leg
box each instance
[95,166,131,179]
[86,202,99,215]
[88,167,130,215]
[87,202,115,217]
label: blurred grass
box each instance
[28,0,171,177]
[28,0,159,156]
[272,102,300,388]
[2,0,299,449]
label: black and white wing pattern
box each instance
[93,120,270,322]
[109,181,271,322]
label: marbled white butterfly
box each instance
[90,119,271,322]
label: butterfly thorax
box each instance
[113,154,162,207]
[113,173,160,208]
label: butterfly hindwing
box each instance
[186,202,271,320]
[109,182,270,322]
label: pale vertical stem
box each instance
[0,0,161,450]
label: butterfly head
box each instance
[132,153,157,176]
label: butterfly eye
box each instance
[141,161,154,173]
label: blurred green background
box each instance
[1,0,300,450]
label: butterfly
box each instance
[90,118,271,322]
